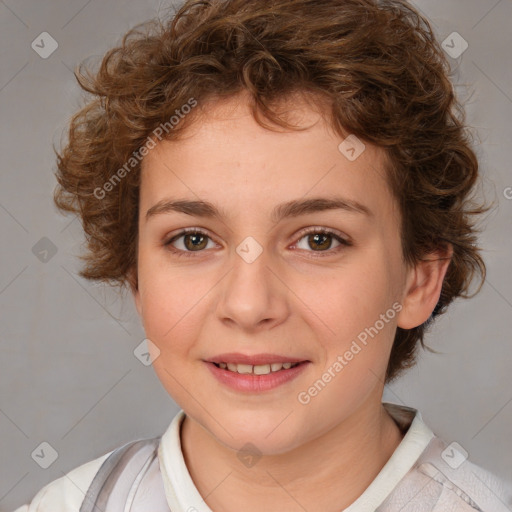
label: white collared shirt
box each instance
[13,403,512,512]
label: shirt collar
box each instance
[158,402,434,512]
[343,402,435,511]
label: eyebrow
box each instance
[145,196,372,223]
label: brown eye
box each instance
[164,229,215,257]
[293,227,352,256]
[306,232,334,251]
[182,232,209,251]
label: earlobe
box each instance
[127,267,142,316]
[133,288,142,317]
[397,244,453,330]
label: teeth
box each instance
[216,362,300,374]
[237,364,253,374]
[254,364,271,375]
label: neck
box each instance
[181,398,405,512]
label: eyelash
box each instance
[163,227,352,259]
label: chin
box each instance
[203,408,308,456]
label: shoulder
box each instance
[382,404,512,511]
[13,449,114,512]
[411,436,512,511]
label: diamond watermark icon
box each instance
[32,237,58,263]
[442,32,468,59]
[236,236,263,264]
[237,442,262,468]
[134,338,161,366]
[441,441,468,469]
[338,134,366,161]
[31,441,58,469]
[31,32,58,59]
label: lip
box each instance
[205,359,311,392]
[205,352,308,366]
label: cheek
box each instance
[136,245,207,340]
[300,256,397,340]
[137,264,209,406]
[141,284,201,349]
[295,251,399,394]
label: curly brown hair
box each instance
[54,0,487,382]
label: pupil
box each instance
[310,233,331,250]
[185,233,207,250]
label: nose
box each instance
[215,240,290,333]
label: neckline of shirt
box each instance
[157,402,435,512]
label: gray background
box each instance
[1,0,511,510]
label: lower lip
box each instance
[205,361,310,392]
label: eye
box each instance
[164,228,217,258]
[291,227,352,257]
[163,226,352,259]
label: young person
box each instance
[14,0,512,510]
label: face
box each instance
[132,92,413,455]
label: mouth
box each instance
[204,354,310,392]
[212,361,302,375]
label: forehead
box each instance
[139,94,396,224]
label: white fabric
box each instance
[344,403,435,511]
[13,402,512,512]
[12,450,113,512]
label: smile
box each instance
[213,362,301,375]
[206,359,310,392]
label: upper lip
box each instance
[205,353,309,365]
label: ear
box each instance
[396,244,453,329]
[127,266,142,317]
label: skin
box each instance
[131,91,452,511]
